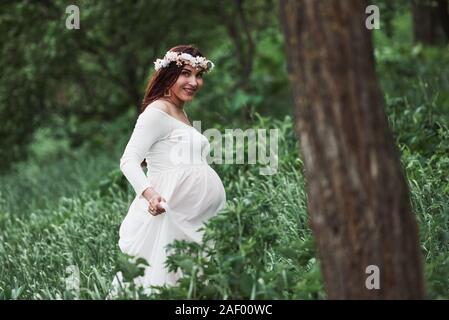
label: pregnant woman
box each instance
[112,45,226,295]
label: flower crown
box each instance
[153,51,215,72]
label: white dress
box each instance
[111,106,226,294]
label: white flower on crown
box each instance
[165,51,178,61]
[153,51,215,72]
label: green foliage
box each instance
[0,1,448,300]
[372,0,412,38]
[0,0,285,173]
[2,102,448,299]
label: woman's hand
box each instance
[148,194,167,215]
[142,187,166,216]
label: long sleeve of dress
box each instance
[119,108,169,198]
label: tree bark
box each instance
[279,0,425,299]
[413,0,449,44]
[437,0,449,40]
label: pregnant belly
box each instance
[148,165,226,224]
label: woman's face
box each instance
[168,64,205,103]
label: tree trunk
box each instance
[437,0,449,40]
[413,0,449,44]
[279,0,425,299]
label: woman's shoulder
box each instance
[138,100,174,132]
[144,100,170,115]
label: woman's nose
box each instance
[189,74,198,88]
[189,76,198,87]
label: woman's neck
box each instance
[162,96,184,111]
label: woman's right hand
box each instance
[142,187,166,216]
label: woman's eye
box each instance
[197,73,203,78]
[182,71,190,76]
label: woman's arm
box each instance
[119,107,168,200]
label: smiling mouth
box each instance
[184,88,196,94]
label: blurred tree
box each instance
[0,0,223,172]
[0,1,64,173]
[0,0,287,173]
[413,0,449,45]
[204,0,279,122]
[280,0,425,299]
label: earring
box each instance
[164,89,171,97]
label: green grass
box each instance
[0,105,448,299]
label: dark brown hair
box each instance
[140,44,205,114]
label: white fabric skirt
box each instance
[110,164,226,296]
